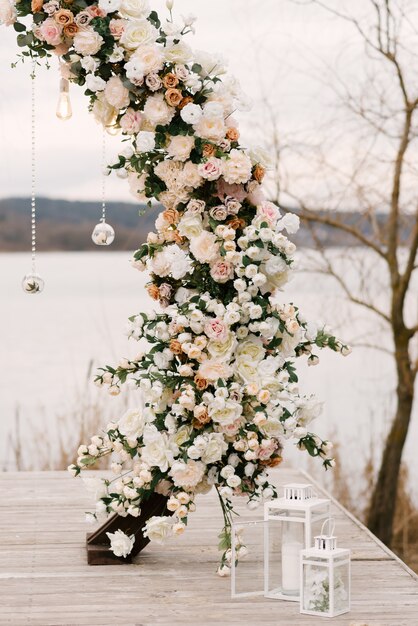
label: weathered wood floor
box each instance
[1,469,417,626]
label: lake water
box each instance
[1,250,416,502]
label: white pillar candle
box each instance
[282,540,303,594]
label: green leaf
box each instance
[13,22,26,32]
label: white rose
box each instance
[177,211,203,240]
[99,0,121,13]
[132,43,164,75]
[80,56,99,73]
[169,459,205,488]
[209,399,242,426]
[118,407,145,440]
[190,231,219,263]
[278,213,300,234]
[194,50,227,77]
[165,244,193,279]
[164,41,193,64]
[143,516,173,543]
[167,135,195,162]
[85,74,106,92]
[119,0,150,19]
[180,103,203,125]
[200,433,228,464]
[73,28,104,56]
[109,46,125,63]
[120,19,158,50]
[141,425,176,471]
[136,130,155,152]
[106,530,135,557]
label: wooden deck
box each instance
[1,469,417,626]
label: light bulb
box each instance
[56,79,72,121]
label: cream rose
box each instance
[207,332,237,362]
[177,211,203,240]
[120,20,158,50]
[118,407,145,440]
[104,75,130,109]
[119,0,150,19]
[92,92,118,126]
[169,459,205,489]
[128,171,148,202]
[222,149,252,184]
[164,41,192,64]
[236,336,266,363]
[198,359,233,381]
[209,399,243,426]
[73,28,103,56]
[182,161,203,189]
[167,135,195,162]
[143,93,175,126]
[194,116,226,142]
[190,231,219,263]
[143,516,173,543]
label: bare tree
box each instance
[267,0,418,547]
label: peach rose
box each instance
[253,164,265,183]
[226,127,239,142]
[202,143,216,158]
[31,0,44,13]
[163,73,179,89]
[165,88,183,107]
[63,23,78,37]
[147,284,159,300]
[54,8,74,25]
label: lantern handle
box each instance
[320,517,336,537]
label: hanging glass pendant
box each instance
[56,78,72,121]
[92,219,115,246]
[22,273,45,294]
[23,60,45,294]
[92,130,115,246]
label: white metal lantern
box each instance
[300,518,351,618]
[264,483,330,601]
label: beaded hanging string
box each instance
[91,129,115,246]
[22,59,44,294]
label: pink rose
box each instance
[39,18,63,46]
[258,439,278,460]
[197,157,222,181]
[204,318,228,342]
[210,259,234,284]
[109,18,125,40]
[257,201,280,226]
[120,108,142,134]
[217,417,244,437]
[216,178,247,202]
[247,181,266,206]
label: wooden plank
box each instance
[0,469,417,625]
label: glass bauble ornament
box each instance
[22,273,45,294]
[92,219,115,246]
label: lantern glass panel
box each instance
[332,560,350,614]
[302,559,330,614]
[231,519,266,597]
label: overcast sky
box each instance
[0,0,368,202]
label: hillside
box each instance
[0,197,406,251]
